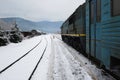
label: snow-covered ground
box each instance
[0,34,116,80]
[0,36,42,71]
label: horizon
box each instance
[1,17,64,22]
[0,17,63,33]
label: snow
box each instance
[31,35,52,80]
[53,37,92,80]
[0,36,46,80]
[0,36,42,71]
[0,34,116,80]
[53,34,115,80]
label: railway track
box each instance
[0,38,42,74]
[28,38,48,80]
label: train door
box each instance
[95,0,102,61]
[86,0,91,56]
[90,0,96,57]
[90,0,102,61]
[86,0,101,59]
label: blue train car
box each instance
[101,0,120,75]
[86,0,120,76]
[86,0,102,62]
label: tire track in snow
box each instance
[57,39,97,80]
[54,38,92,80]
[55,37,115,80]
[57,41,92,80]
[53,38,75,80]
[47,35,55,80]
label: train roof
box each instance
[61,3,86,28]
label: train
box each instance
[61,0,120,78]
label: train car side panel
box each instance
[101,0,120,76]
[86,0,91,55]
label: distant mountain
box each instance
[1,17,63,33]
[36,21,63,33]
[0,19,16,31]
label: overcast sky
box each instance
[0,0,85,21]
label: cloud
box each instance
[0,0,85,21]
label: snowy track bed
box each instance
[0,36,47,80]
[0,36,42,71]
[53,36,116,80]
[53,38,92,80]
[31,35,53,80]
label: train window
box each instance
[90,1,94,24]
[112,0,120,16]
[96,0,101,22]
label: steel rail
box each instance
[28,37,48,80]
[0,37,42,74]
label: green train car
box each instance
[61,3,86,54]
